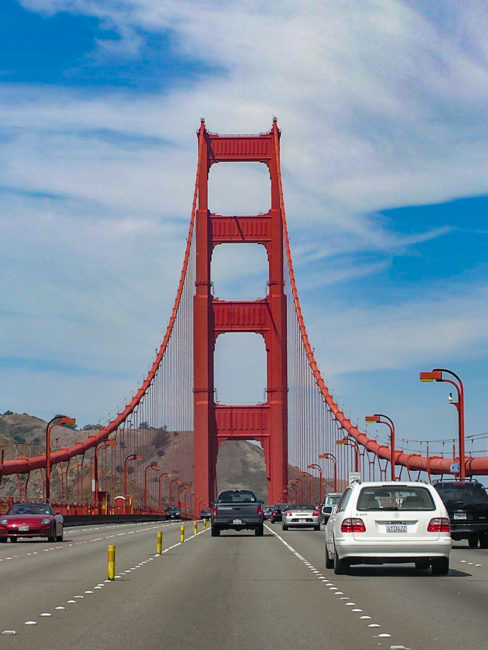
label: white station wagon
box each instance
[325,481,452,575]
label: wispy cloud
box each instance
[1,1,488,428]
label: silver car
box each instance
[282,504,321,531]
[325,481,452,575]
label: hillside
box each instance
[0,412,268,504]
[0,412,336,506]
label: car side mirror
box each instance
[331,505,338,515]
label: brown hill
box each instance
[0,412,268,505]
[0,412,337,507]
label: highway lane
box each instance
[1,521,183,637]
[2,521,488,648]
[268,522,488,649]
[2,521,387,650]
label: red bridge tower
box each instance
[193,120,288,507]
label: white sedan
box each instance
[325,481,451,575]
[282,504,321,531]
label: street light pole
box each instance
[94,440,117,511]
[293,477,305,502]
[144,464,160,511]
[45,414,76,502]
[158,472,171,511]
[178,483,188,511]
[318,453,338,492]
[307,463,324,503]
[300,471,313,503]
[169,479,182,505]
[365,414,396,481]
[420,368,466,480]
[124,453,143,498]
[336,438,360,473]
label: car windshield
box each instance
[7,503,53,515]
[273,504,289,510]
[218,490,256,503]
[357,486,435,511]
[435,483,488,506]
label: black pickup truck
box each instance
[211,489,264,537]
[433,479,488,547]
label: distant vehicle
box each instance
[211,489,264,537]
[270,503,290,523]
[321,493,342,524]
[282,504,321,531]
[165,506,181,520]
[200,509,212,520]
[0,503,63,543]
[263,507,273,520]
[433,479,488,548]
[325,481,451,575]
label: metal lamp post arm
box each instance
[374,414,396,481]
[307,464,324,503]
[434,369,465,479]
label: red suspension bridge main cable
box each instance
[272,126,488,478]
[1,124,205,478]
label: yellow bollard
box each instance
[203,518,207,530]
[180,523,185,542]
[157,530,163,554]
[194,521,198,535]
[107,545,116,580]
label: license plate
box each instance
[18,525,29,532]
[453,512,467,520]
[232,519,243,525]
[386,524,407,533]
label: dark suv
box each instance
[433,479,488,548]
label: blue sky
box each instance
[1,1,488,460]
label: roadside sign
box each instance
[450,462,460,474]
[349,472,361,483]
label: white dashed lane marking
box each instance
[265,524,406,645]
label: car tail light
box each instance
[313,511,320,516]
[285,511,293,516]
[273,510,278,515]
[257,505,263,515]
[341,518,366,533]
[211,506,217,517]
[427,517,450,533]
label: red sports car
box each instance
[0,503,64,542]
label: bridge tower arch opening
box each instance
[216,439,267,504]
[193,119,288,507]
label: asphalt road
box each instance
[1,520,488,649]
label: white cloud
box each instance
[2,0,488,430]
[308,284,488,376]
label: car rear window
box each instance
[357,486,435,511]
[435,483,488,505]
[325,495,341,506]
[218,490,256,503]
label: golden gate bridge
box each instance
[1,120,486,515]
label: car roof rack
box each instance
[433,477,481,484]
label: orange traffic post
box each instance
[193,521,198,535]
[180,523,185,542]
[156,531,163,554]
